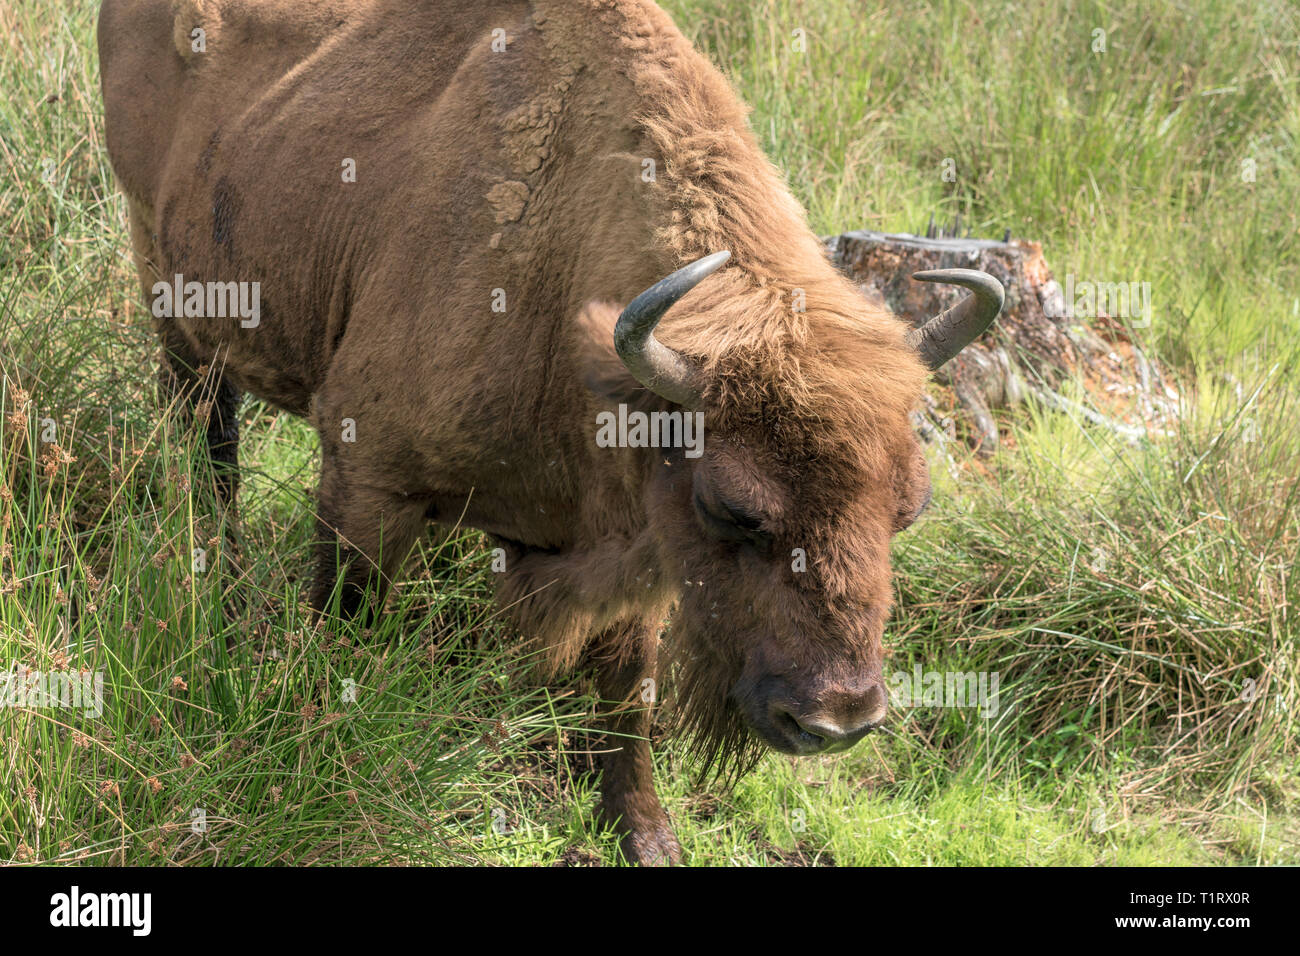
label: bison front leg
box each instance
[154,324,246,626]
[310,445,426,624]
[590,620,681,866]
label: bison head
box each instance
[609,251,1003,773]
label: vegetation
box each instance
[1,0,1295,864]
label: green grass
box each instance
[1,0,1296,865]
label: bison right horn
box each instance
[906,269,1005,370]
[614,250,731,408]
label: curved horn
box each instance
[906,269,1005,369]
[614,250,731,407]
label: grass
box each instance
[1,0,1296,865]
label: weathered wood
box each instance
[824,229,1178,454]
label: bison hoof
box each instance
[618,822,682,866]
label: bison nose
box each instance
[790,714,874,752]
[785,682,887,754]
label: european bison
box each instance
[98,0,1002,863]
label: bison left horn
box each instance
[906,269,1005,369]
[614,250,731,407]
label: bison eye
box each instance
[693,491,770,549]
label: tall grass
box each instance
[1,0,1296,864]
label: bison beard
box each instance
[663,631,768,785]
[98,0,1002,863]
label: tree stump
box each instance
[824,228,1179,455]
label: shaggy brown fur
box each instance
[99,0,935,863]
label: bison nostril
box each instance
[762,684,887,755]
[820,682,890,741]
[790,712,873,749]
[794,691,885,751]
[796,717,839,740]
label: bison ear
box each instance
[575,300,682,414]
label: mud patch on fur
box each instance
[486,180,530,224]
[497,13,579,179]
